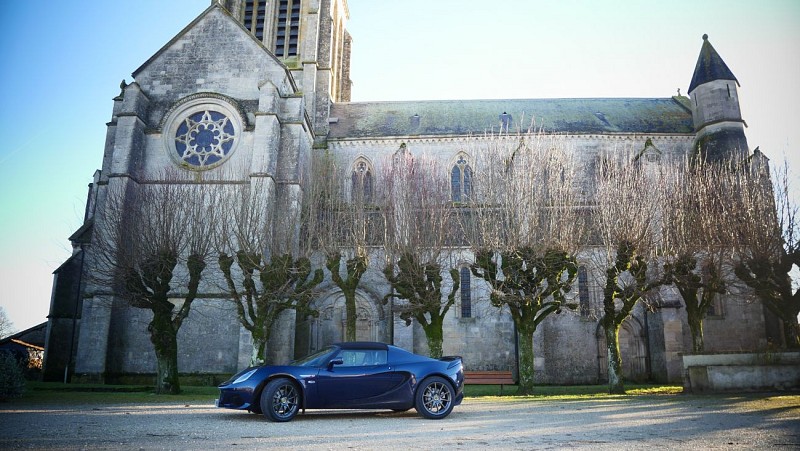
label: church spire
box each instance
[687,34,749,161]
[688,34,739,94]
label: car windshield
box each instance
[291,346,337,367]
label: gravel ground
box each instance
[1,396,798,450]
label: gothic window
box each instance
[460,266,472,318]
[275,0,301,57]
[578,265,590,316]
[351,159,373,203]
[707,295,724,317]
[451,154,473,202]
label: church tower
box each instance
[220,0,352,143]
[688,34,749,161]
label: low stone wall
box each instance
[683,351,800,393]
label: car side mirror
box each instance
[327,358,344,371]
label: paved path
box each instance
[1,396,798,449]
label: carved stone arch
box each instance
[595,315,649,383]
[158,92,250,132]
[295,288,382,356]
[392,142,412,161]
[350,155,375,203]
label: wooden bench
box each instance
[464,371,516,394]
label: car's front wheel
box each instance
[260,378,300,422]
[414,376,455,419]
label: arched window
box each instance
[578,265,590,316]
[351,159,373,203]
[460,266,472,318]
[451,154,472,202]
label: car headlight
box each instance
[232,368,258,384]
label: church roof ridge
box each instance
[336,96,681,105]
[329,98,694,138]
[688,34,739,94]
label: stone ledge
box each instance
[683,351,800,393]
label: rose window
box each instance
[174,110,235,167]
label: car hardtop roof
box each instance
[333,341,390,351]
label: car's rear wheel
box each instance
[414,376,454,419]
[260,378,300,422]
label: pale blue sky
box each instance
[1,0,798,331]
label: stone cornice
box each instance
[327,133,694,148]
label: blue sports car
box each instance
[217,342,464,421]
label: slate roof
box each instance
[328,97,694,139]
[688,34,738,93]
[0,322,46,348]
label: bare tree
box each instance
[733,159,800,348]
[0,306,14,339]
[92,173,214,394]
[381,145,458,358]
[660,158,741,353]
[468,131,582,395]
[308,150,380,342]
[216,181,323,366]
[592,152,664,393]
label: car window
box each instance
[336,349,388,367]
[292,346,336,367]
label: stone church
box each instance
[43,0,770,385]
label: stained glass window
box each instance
[578,265,590,316]
[460,266,472,318]
[351,160,373,203]
[174,110,235,167]
[451,154,473,202]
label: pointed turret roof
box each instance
[688,34,739,93]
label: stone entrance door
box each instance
[295,291,378,358]
[596,317,649,382]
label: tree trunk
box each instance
[149,308,180,394]
[251,335,267,367]
[344,290,357,342]
[517,327,535,395]
[423,319,444,359]
[688,315,705,353]
[605,325,625,394]
[249,315,274,366]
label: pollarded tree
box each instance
[307,150,380,342]
[381,146,459,358]
[593,153,665,394]
[92,173,214,394]
[733,159,800,348]
[216,182,323,366]
[660,158,741,353]
[468,131,583,394]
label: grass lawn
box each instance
[4,381,686,406]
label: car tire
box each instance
[260,378,300,422]
[414,376,455,419]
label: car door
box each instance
[315,348,394,408]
